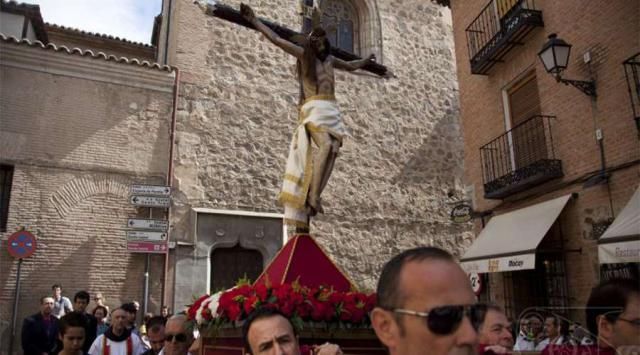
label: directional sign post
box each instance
[130,184,171,196]
[126,230,167,241]
[127,241,168,254]
[6,230,37,355]
[130,195,171,208]
[127,218,169,231]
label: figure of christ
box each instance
[241,3,378,231]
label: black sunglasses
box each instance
[393,304,487,335]
[165,333,188,343]
[616,317,640,327]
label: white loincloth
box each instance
[278,96,347,228]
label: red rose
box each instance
[273,283,293,300]
[310,299,335,321]
[296,300,313,318]
[187,294,210,320]
[329,292,344,304]
[225,302,242,321]
[255,283,269,301]
[244,295,259,315]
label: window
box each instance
[0,165,14,232]
[321,0,358,54]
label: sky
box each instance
[22,0,163,44]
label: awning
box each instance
[598,186,640,264]
[460,194,573,273]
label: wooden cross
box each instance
[195,0,389,77]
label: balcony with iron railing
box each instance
[466,0,544,75]
[480,115,563,199]
[623,52,640,134]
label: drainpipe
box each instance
[162,66,180,309]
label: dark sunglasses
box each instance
[165,333,188,343]
[393,304,487,335]
[617,317,640,327]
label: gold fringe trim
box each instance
[283,218,309,228]
[283,174,303,186]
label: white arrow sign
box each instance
[126,230,167,241]
[129,195,171,208]
[130,185,171,196]
[127,218,169,231]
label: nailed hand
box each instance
[240,3,256,23]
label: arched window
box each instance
[312,0,383,61]
[321,0,358,54]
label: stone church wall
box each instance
[166,0,472,297]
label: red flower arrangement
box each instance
[187,279,377,332]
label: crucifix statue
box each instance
[195,1,391,232]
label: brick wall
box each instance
[451,0,640,323]
[0,42,174,353]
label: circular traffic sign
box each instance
[7,230,37,259]
[469,272,482,296]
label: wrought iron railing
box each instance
[466,0,543,75]
[623,52,640,134]
[480,115,562,199]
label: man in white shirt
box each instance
[52,284,73,318]
[89,308,146,355]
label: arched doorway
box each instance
[210,244,264,292]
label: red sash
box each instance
[102,335,133,355]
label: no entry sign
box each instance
[7,231,37,259]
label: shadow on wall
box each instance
[391,109,464,188]
[0,235,97,355]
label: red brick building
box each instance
[450,0,639,323]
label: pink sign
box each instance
[127,241,168,254]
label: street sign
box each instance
[469,273,483,296]
[129,184,171,196]
[126,230,167,241]
[127,241,168,254]
[129,195,171,208]
[7,231,37,259]
[127,218,169,231]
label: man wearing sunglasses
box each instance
[159,314,195,355]
[583,278,640,352]
[371,247,480,355]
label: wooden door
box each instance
[508,72,544,169]
[211,244,264,292]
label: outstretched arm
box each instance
[241,3,303,58]
[333,54,376,71]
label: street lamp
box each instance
[538,33,597,98]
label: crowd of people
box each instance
[21,284,172,355]
[20,248,639,355]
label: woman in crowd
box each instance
[92,305,109,336]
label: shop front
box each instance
[460,194,575,318]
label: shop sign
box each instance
[451,204,473,223]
